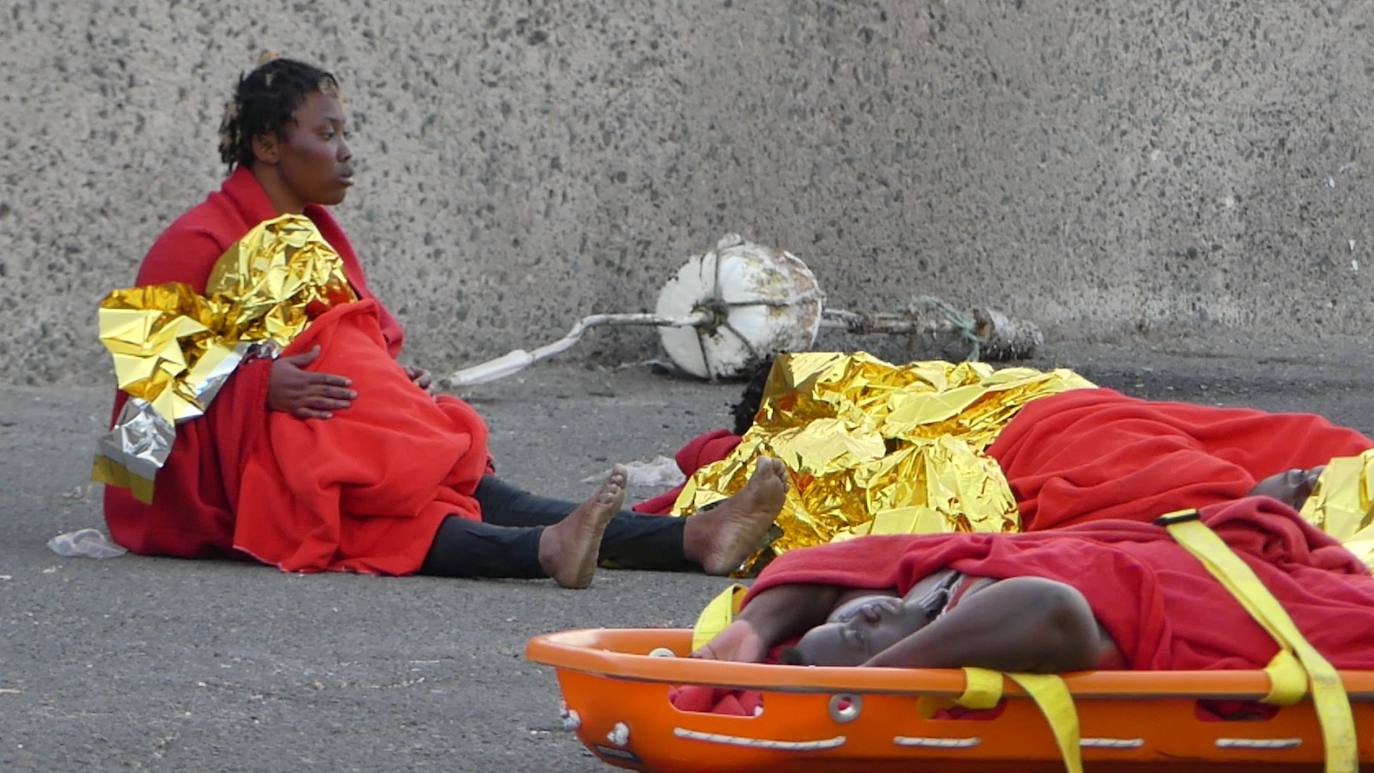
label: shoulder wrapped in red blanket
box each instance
[747,497,1374,671]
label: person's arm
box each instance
[864,577,1113,672]
[693,583,846,663]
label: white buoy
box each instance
[440,233,1039,389]
[654,234,824,379]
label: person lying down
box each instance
[692,496,1374,673]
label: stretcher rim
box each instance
[526,627,1374,700]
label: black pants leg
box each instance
[420,517,545,578]
[418,475,695,578]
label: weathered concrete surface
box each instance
[4,1,1374,385]
[2,339,1374,771]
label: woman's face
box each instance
[273,90,354,206]
[1249,466,1326,510]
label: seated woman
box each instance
[693,496,1374,672]
[101,57,786,588]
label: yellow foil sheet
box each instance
[1300,450,1374,568]
[1341,528,1374,570]
[97,285,223,423]
[93,214,357,502]
[673,353,1093,573]
[91,453,156,504]
[207,214,357,345]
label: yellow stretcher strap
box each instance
[1006,672,1083,773]
[691,583,748,652]
[915,666,1002,718]
[919,668,1082,773]
[1158,510,1357,773]
[1263,648,1308,706]
[957,666,1004,709]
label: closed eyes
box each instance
[842,626,869,652]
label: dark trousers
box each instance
[419,475,695,578]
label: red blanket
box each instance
[234,301,487,574]
[747,497,1374,671]
[632,429,742,514]
[987,388,1374,530]
[644,389,1373,527]
[105,167,403,559]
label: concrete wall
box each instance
[3,0,1373,385]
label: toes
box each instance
[751,457,787,487]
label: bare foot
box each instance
[538,467,625,589]
[684,457,789,575]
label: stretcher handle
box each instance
[527,629,1374,700]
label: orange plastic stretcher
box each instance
[526,628,1374,772]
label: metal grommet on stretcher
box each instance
[827,693,862,724]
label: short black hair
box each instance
[217,57,339,172]
[730,356,776,435]
[778,646,813,666]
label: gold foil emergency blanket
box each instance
[1300,449,1374,568]
[207,215,357,343]
[92,215,357,503]
[673,352,1095,573]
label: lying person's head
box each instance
[781,594,937,667]
[1249,465,1325,510]
[731,356,776,435]
[218,56,353,210]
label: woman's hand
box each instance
[268,346,355,419]
[691,620,768,663]
[404,365,435,395]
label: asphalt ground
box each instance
[3,333,1373,771]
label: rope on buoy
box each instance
[908,295,983,362]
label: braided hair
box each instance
[217,55,340,172]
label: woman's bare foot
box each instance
[684,457,789,575]
[538,467,625,588]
